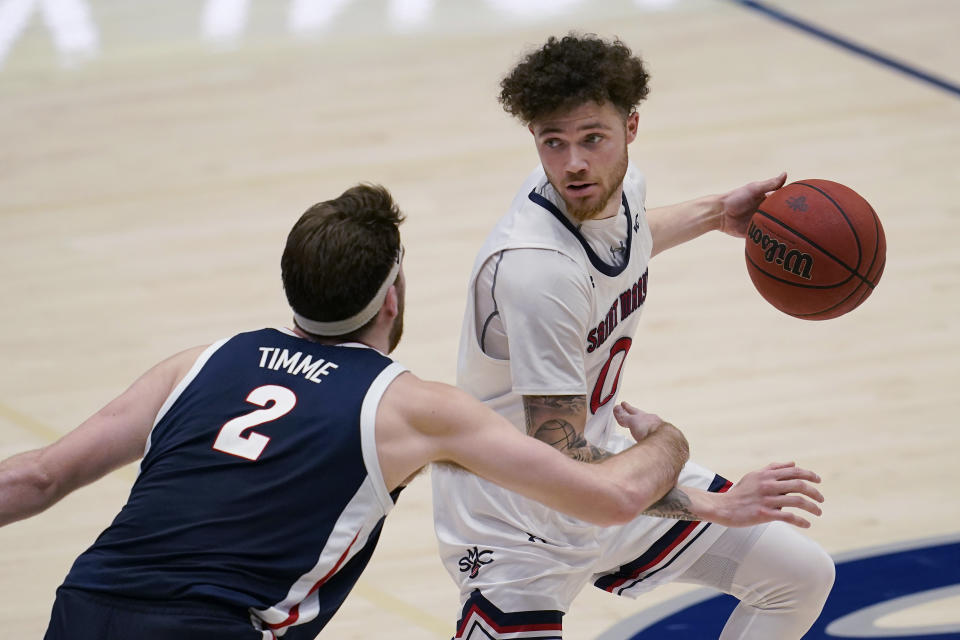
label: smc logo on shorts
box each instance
[597,534,960,640]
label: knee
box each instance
[736,523,835,613]
[765,534,835,611]
[793,541,835,605]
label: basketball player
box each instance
[1,184,749,639]
[432,35,836,639]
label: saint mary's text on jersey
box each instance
[257,347,340,384]
[586,269,648,353]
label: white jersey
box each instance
[435,163,654,536]
[432,166,727,617]
[457,163,650,449]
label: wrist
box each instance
[699,195,724,233]
[685,487,722,522]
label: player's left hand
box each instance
[717,461,824,528]
[613,402,663,442]
[718,172,787,238]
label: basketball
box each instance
[744,179,886,320]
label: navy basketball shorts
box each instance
[44,587,270,640]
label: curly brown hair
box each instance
[499,34,651,124]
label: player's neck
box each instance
[290,324,389,353]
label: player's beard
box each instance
[388,311,403,353]
[561,146,629,222]
[387,283,405,353]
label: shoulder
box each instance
[153,344,213,386]
[379,372,469,437]
[497,248,586,290]
[382,371,449,407]
[488,249,592,318]
[484,250,592,335]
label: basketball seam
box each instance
[794,181,865,272]
[802,280,871,319]
[860,203,884,288]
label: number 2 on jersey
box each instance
[212,385,297,461]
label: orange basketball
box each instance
[745,179,886,320]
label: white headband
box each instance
[293,246,403,336]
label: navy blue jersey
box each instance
[61,328,407,637]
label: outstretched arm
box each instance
[647,172,787,257]
[0,346,205,527]
[377,374,688,527]
[598,403,825,528]
[639,462,825,529]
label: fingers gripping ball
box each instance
[745,179,886,320]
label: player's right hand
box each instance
[613,402,663,442]
[719,462,825,528]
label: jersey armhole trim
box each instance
[141,337,230,469]
[359,362,409,513]
[468,246,590,367]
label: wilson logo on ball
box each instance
[746,221,813,280]
[744,179,886,321]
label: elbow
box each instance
[592,504,632,528]
[621,483,663,523]
[664,422,690,465]
[5,456,60,519]
[21,451,63,498]
[24,465,61,513]
[575,487,642,527]
[22,451,59,498]
[596,486,654,527]
[29,464,59,500]
[658,423,689,485]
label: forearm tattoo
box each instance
[642,487,697,520]
[524,395,612,463]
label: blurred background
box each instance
[1,1,958,637]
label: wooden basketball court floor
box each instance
[1,0,957,637]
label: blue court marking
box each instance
[729,0,960,98]
[596,534,960,640]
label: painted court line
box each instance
[351,581,450,636]
[730,0,960,98]
[0,401,63,443]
